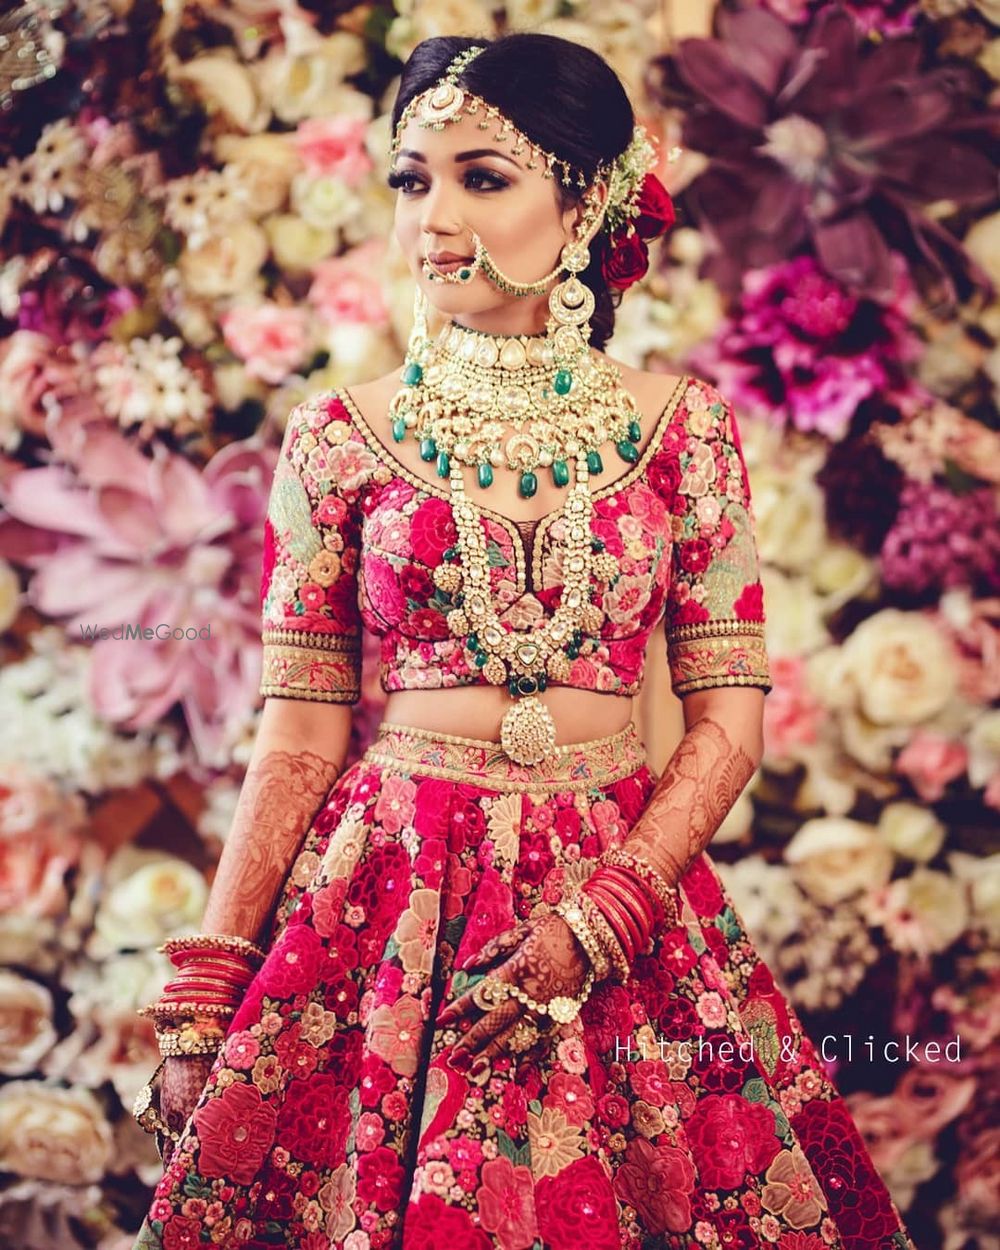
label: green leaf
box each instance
[741,1077,771,1104]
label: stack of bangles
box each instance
[131,933,265,1147]
[475,847,682,1037]
[554,846,681,994]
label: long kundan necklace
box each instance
[387,287,639,766]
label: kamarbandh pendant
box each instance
[499,695,558,766]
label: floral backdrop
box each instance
[0,0,998,1247]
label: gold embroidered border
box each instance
[260,630,362,704]
[666,620,771,697]
[363,721,648,793]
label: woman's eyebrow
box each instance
[397,147,522,168]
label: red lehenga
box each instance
[132,381,919,1250]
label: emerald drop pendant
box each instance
[477,463,494,489]
[586,450,604,475]
[401,361,422,385]
[419,437,437,462]
[616,439,639,464]
[436,451,450,478]
[627,420,642,443]
[554,369,572,396]
[519,471,538,498]
[551,459,569,487]
[391,417,406,443]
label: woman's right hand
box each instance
[158,1055,217,1165]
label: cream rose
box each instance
[878,802,946,863]
[0,971,56,1075]
[92,849,208,951]
[839,608,958,726]
[176,221,269,299]
[761,568,831,657]
[810,543,876,609]
[966,709,1000,789]
[752,469,827,572]
[867,869,968,956]
[0,1081,114,1183]
[784,817,893,905]
[265,213,336,271]
[255,35,369,124]
[290,172,361,231]
[215,133,303,216]
[171,52,268,133]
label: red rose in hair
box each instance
[601,230,649,291]
[635,173,676,240]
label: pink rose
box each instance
[293,116,373,184]
[895,730,968,802]
[308,240,389,326]
[410,497,457,566]
[220,303,310,384]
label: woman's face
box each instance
[390,107,583,333]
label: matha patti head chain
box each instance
[385,44,678,766]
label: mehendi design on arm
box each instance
[201,749,340,944]
[621,717,757,888]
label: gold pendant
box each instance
[500,696,558,766]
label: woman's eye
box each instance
[386,168,508,194]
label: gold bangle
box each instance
[131,1060,181,1143]
[160,933,266,963]
[138,1001,237,1021]
[576,890,631,980]
[158,1031,225,1058]
[553,897,610,979]
[598,847,681,925]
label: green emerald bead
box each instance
[467,633,478,650]
[474,652,488,668]
[436,451,450,478]
[553,369,572,396]
[565,643,580,660]
[401,361,422,385]
[591,537,605,552]
[419,437,437,462]
[627,420,642,443]
[443,546,458,561]
[519,471,538,498]
[586,450,604,475]
[508,678,519,696]
[516,675,537,695]
[551,459,570,487]
[537,673,548,692]
[616,439,639,464]
[477,463,494,489]
[391,417,407,443]
[458,267,472,280]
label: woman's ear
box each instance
[564,180,609,242]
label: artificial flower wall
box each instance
[0,1,997,1247]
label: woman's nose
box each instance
[418,180,463,238]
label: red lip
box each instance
[428,252,473,264]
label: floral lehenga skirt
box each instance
[133,722,918,1250]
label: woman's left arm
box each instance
[618,686,765,889]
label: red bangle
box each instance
[583,882,642,960]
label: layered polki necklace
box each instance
[388,306,639,766]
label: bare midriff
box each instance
[382,687,635,746]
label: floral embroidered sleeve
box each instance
[259,396,366,704]
[663,382,772,696]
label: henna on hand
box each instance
[159,1054,216,1165]
[201,748,339,943]
[622,715,758,889]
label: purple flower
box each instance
[687,253,922,440]
[880,479,1000,596]
[652,5,996,303]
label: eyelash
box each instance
[386,168,509,195]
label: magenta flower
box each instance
[654,5,996,303]
[880,479,1000,597]
[0,427,277,766]
[687,253,922,440]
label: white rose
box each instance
[878,802,946,863]
[177,221,269,298]
[784,817,893,905]
[753,469,827,572]
[92,849,208,952]
[966,709,1000,788]
[215,133,303,216]
[0,1081,114,1183]
[793,742,861,817]
[882,869,969,956]
[322,322,401,382]
[290,173,361,231]
[0,971,57,1075]
[264,213,336,271]
[810,543,876,609]
[947,851,1000,939]
[761,568,831,657]
[171,52,269,133]
[255,39,369,123]
[839,608,958,725]
[839,706,911,773]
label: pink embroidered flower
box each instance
[220,302,310,384]
[367,994,423,1076]
[223,1031,260,1070]
[363,554,407,626]
[410,497,458,565]
[259,923,327,997]
[537,1154,622,1250]
[613,1137,696,1235]
[327,439,377,492]
[373,773,417,834]
[293,116,373,183]
[192,1082,277,1185]
[545,1073,595,1126]
[477,1155,539,1248]
[685,1093,781,1190]
[357,1145,406,1211]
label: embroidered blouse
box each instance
[259,376,771,706]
